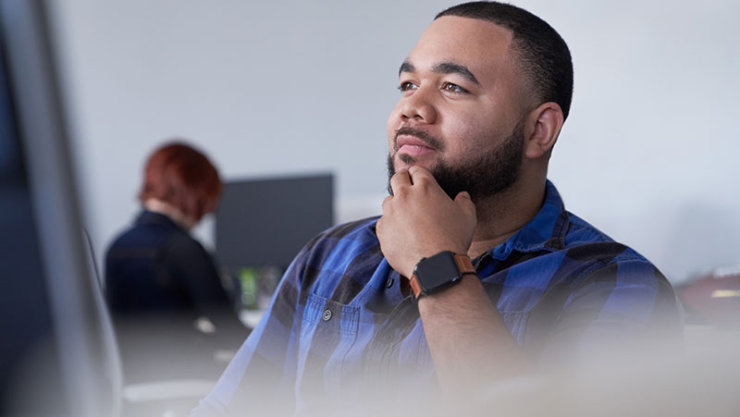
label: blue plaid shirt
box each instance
[193,181,681,416]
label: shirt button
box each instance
[386,278,394,288]
[322,309,332,321]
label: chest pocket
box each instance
[296,293,361,402]
[298,293,360,366]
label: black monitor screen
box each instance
[215,173,334,275]
[1,0,121,414]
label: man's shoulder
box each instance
[562,211,648,263]
[553,210,672,293]
[526,210,680,335]
[521,181,650,268]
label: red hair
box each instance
[138,141,221,222]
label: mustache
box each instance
[393,127,444,151]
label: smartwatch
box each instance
[409,251,476,299]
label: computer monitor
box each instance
[215,174,334,308]
[0,0,119,415]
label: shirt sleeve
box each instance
[190,243,309,417]
[529,258,683,368]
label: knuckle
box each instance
[391,186,407,198]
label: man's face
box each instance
[386,16,531,201]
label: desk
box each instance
[240,309,266,328]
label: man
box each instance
[192,2,682,416]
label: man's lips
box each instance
[396,139,436,158]
[394,130,439,159]
[397,136,435,153]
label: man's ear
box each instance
[523,102,564,159]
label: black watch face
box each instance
[415,251,461,294]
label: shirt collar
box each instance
[488,180,569,261]
[366,180,570,261]
[136,210,183,231]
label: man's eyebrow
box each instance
[397,60,480,86]
[433,62,479,86]
[398,60,415,76]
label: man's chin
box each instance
[391,154,436,174]
[387,154,441,196]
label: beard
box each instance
[386,120,524,203]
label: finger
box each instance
[408,165,448,196]
[454,190,471,202]
[389,169,412,195]
[454,191,477,217]
[381,195,393,213]
[407,165,434,183]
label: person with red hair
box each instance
[105,141,247,386]
[136,141,222,230]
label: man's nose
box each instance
[399,88,437,124]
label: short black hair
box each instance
[436,1,574,120]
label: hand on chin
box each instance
[377,165,477,278]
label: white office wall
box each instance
[47,0,740,284]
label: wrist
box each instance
[409,251,476,299]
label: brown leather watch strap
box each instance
[409,273,423,299]
[409,253,476,299]
[454,254,476,275]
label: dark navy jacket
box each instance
[105,210,247,381]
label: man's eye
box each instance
[398,81,418,92]
[442,82,467,93]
